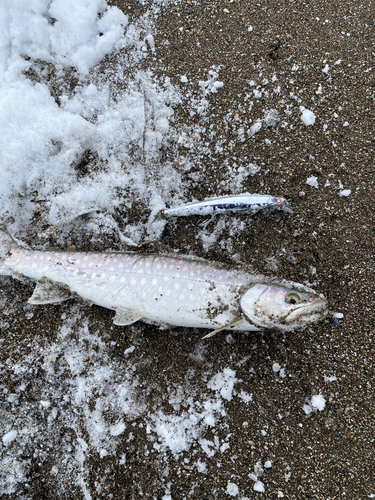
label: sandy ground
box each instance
[1,0,375,498]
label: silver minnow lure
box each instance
[5,247,327,337]
[164,194,292,217]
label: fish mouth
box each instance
[285,299,328,324]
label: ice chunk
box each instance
[306,176,319,188]
[249,120,262,137]
[226,482,239,496]
[196,460,207,473]
[311,394,326,411]
[303,404,312,415]
[254,481,265,493]
[303,394,326,414]
[207,368,237,401]
[110,422,126,436]
[300,107,316,126]
[124,346,135,355]
[2,430,17,444]
[339,189,351,197]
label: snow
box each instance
[253,481,265,492]
[303,394,326,414]
[226,482,239,496]
[339,189,351,197]
[124,346,135,355]
[207,368,238,401]
[300,107,316,126]
[2,430,17,445]
[306,176,319,189]
[1,0,128,78]
[311,394,326,411]
[0,0,185,243]
[333,312,344,319]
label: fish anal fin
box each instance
[28,278,71,305]
[113,307,142,326]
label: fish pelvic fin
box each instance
[201,318,243,340]
[28,279,71,305]
[113,307,143,326]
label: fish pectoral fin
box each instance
[201,318,243,340]
[113,307,142,326]
[28,279,71,305]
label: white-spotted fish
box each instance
[164,194,292,217]
[5,247,327,337]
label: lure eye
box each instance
[286,292,301,305]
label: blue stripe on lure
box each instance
[164,194,292,217]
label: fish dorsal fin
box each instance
[113,307,142,326]
[28,279,71,305]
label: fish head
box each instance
[240,282,327,330]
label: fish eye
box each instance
[286,292,301,305]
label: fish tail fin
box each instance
[0,226,30,276]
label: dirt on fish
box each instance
[1,0,375,499]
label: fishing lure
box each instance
[164,193,292,217]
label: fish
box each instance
[164,193,292,217]
[4,247,327,337]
